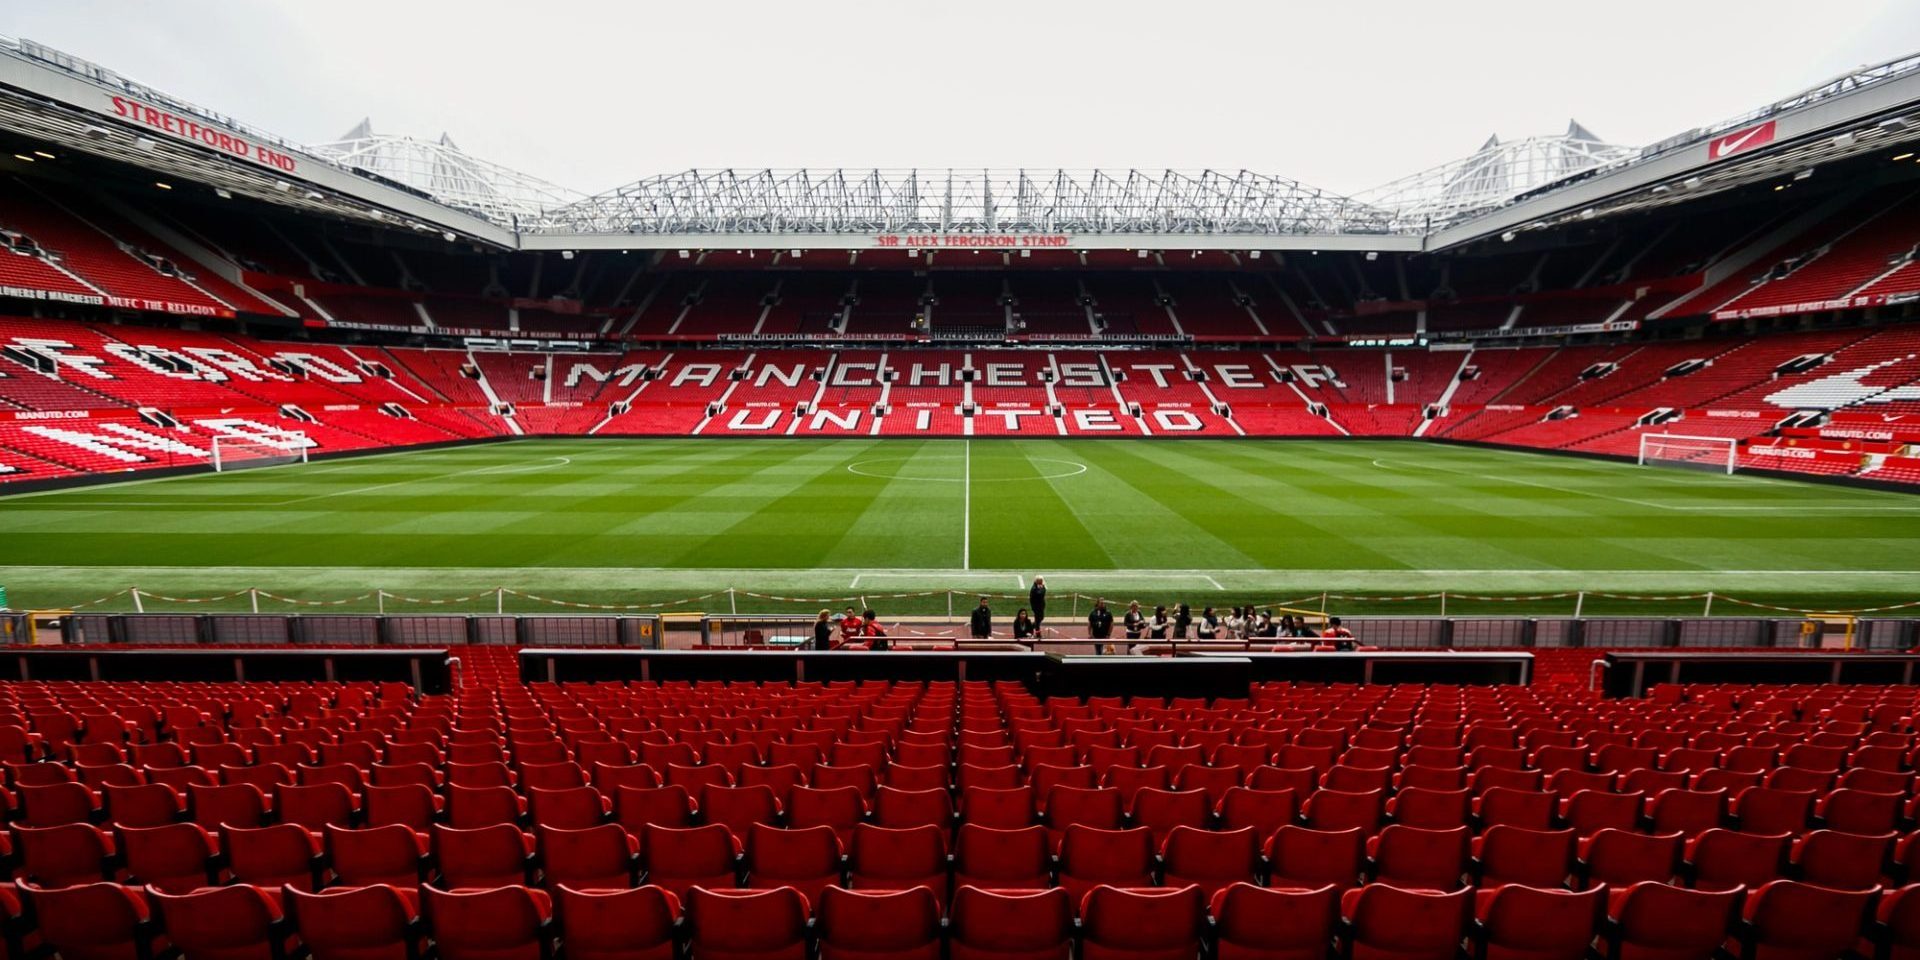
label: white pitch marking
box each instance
[850,572,1025,589]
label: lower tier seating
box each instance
[0,656,1918,960]
[4,317,1920,484]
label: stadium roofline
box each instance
[1,34,1917,252]
[524,167,1405,239]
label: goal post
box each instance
[1637,433,1737,474]
[211,433,310,473]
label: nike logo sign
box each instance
[1710,121,1776,159]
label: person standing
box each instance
[837,606,862,645]
[1088,598,1114,640]
[1029,577,1048,635]
[813,609,834,651]
[1123,601,1146,641]
[1173,603,1192,640]
[969,596,993,639]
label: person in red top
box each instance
[837,607,862,645]
[1321,616,1356,652]
[860,609,890,651]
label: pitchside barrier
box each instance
[513,649,1533,694]
[35,587,1920,625]
[3,611,664,648]
[5,611,1915,652]
[0,646,452,693]
[1597,651,1920,697]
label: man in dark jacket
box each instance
[1087,598,1113,640]
[1029,577,1048,634]
[969,596,992,639]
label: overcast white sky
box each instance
[8,1,1920,197]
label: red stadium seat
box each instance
[953,823,1051,890]
[552,885,680,960]
[816,886,942,960]
[118,823,216,894]
[222,824,321,890]
[949,886,1073,960]
[1739,880,1879,960]
[284,885,421,960]
[1474,884,1606,960]
[148,883,288,960]
[1603,881,1743,960]
[1079,884,1207,960]
[421,885,553,960]
[743,823,842,907]
[847,823,948,900]
[640,823,740,898]
[327,824,428,890]
[1268,825,1367,890]
[1057,825,1155,902]
[1161,825,1260,897]
[19,882,157,960]
[685,887,809,960]
[1339,884,1472,960]
[430,823,534,889]
[1210,882,1341,960]
[537,823,638,890]
[1685,828,1790,893]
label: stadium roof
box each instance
[2,33,1919,251]
[529,168,1400,238]
[1354,122,1637,232]
[309,120,585,226]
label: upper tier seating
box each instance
[0,183,232,314]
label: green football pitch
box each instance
[2,437,1919,618]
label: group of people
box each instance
[1109,602,1351,644]
[971,577,1052,640]
[813,607,890,650]
[810,576,1360,649]
[959,577,1357,646]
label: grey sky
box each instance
[8,1,1919,198]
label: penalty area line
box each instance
[851,571,1023,590]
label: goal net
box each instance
[211,433,310,473]
[1638,433,1737,474]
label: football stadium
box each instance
[3,1,1920,956]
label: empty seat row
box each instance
[16,816,1918,905]
[18,878,1920,960]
